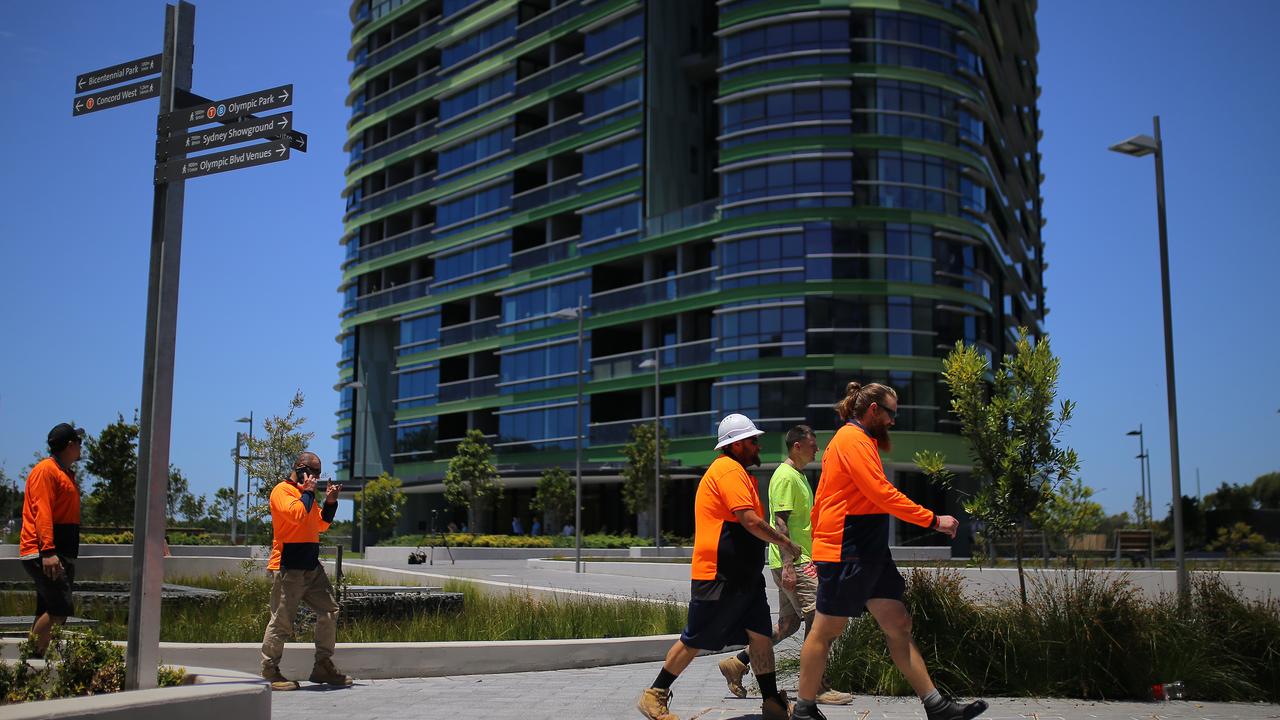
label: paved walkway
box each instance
[271,652,1278,720]
[273,558,1279,719]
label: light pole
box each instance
[639,349,662,550]
[231,431,242,544]
[236,413,253,541]
[1126,426,1147,521]
[1110,116,1187,598]
[552,298,586,573]
[342,380,366,553]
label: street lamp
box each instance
[1125,426,1149,522]
[639,350,662,551]
[236,413,254,541]
[1110,116,1187,598]
[552,298,586,573]
[231,431,242,544]
[341,380,367,553]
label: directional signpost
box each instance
[161,111,292,154]
[155,138,290,182]
[73,77,161,116]
[160,83,292,130]
[75,53,161,93]
[70,0,309,692]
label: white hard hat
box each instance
[715,413,764,450]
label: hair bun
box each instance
[845,381,862,396]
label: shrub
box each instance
[814,569,1280,702]
[377,532,656,549]
[1207,522,1273,556]
[79,531,221,546]
[0,629,184,705]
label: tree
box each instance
[914,328,1079,606]
[1251,471,1280,509]
[0,466,22,523]
[208,486,241,526]
[1033,474,1103,544]
[166,466,193,521]
[1207,521,1272,557]
[242,391,314,537]
[1205,481,1256,514]
[620,422,670,533]
[356,472,406,541]
[443,429,502,533]
[177,492,207,525]
[83,413,140,525]
[532,466,574,532]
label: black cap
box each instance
[48,423,85,453]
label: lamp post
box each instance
[639,349,662,551]
[1110,116,1187,598]
[236,413,253,541]
[552,298,586,573]
[342,380,366,553]
[231,431,242,544]
[1126,426,1147,522]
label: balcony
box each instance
[347,224,434,269]
[354,275,432,314]
[365,17,441,72]
[515,53,584,97]
[588,410,716,446]
[591,339,716,381]
[516,0,587,42]
[361,119,437,166]
[512,173,582,213]
[437,374,499,403]
[589,267,718,315]
[359,66,440,119]
[435,432,497,457]
[511,234,576,271]
[346,169,437,221]
[439,315,500,346]
[642,198,720,238]
[513,112,583,156]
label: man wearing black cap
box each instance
[19,423,85,655]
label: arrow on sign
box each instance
[279,88,290,103]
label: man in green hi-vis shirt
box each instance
[718,425,854,706]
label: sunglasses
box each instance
[295,466,321,477]
[877,403,898,420]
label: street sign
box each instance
[154,138,290,183]
[160,111,293,155]
[76,54,161,93]
[161,84,292,130]
[73,78,160,116]
[171,88,308,153]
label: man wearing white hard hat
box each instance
[637,414,804,720]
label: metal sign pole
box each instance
[125,0,193,691]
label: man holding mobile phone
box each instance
[260,451,353,690]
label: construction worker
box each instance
[637,414,803,720]
[790,382,984,720]
[260,451,353,690]
[19,423,84,656]
[718,424,854,705]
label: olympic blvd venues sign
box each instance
[73,77,160,116]
[154,139,291,183]
[75,54,161,93]
[161,111,294,154]
[161,84,292,130]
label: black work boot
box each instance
[926,698,989,720]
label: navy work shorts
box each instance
[22,557,76,618]
[814,558,905,618]
[679,574,772,651]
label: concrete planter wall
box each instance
[0,544,258,558]
[360,545,632,563]
[0,556,258,582]
[0,666,268,720]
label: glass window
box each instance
[501,276,591,332]
[436,183,513,233]
[438,124,514,177]
[440,71,515,124]
[582,73,643,121]
[582,136,642,183]
[441,15,516,70]
[580,200,640,247]
[434,237,511,288]
[584,11,643,59]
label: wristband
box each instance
[929,514,938,530]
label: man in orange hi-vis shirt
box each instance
[259,452,352,691]
[19,423,84,656]
[790,382,987,720]
[637,414,803,720]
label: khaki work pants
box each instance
[260,567,340,672]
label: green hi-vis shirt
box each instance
[766,462,814,569]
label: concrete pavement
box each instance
[271,652,1278,720]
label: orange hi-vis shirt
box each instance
[691,455,766,584]
[810,422,935,563]
[267,481,335,571]
[20,458,81,560]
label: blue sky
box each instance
[1,1,1277,523]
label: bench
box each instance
[1113,528,1155,567]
